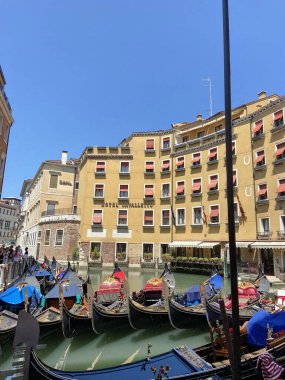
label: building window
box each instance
[119,184,129,198]
[162,137,170,150]
[275,142,285,161]
[197,131,205,138]
[144,184,154,199]
[277,179,285,198]
[142,243,153,261]
[117,210,128,226]
[145,139,155,151]
[176,181,185,197]
[93,210,103,225]
[280,216,285,235]
[94,184,104,198]
[4,221,10,229]
[233,170,237,187]
[208,147,218,163]
[161,210,170,226]
[182,135,189,142]
[144,210,154,226]
[116,243,127,260]
[176,156,185,170]
[161,244,169,255]
[90,242,101,260]
[273,110,284,129]
[55,230,64,246]
[46,202,56,216]
[0,114,3,135]
[44,230,51,245]
[161,160,170,172]
[210,205,220,224]
[255,150,265,167]
[192,152,201,167]
[120,161,130,173]
[0,219,3,229]
[73,205,78,214]
[253,120,263,137]
[96,161,106,173]
[192,178,201,194]
[208,175,219,192]
[145,161,154,173]
[49,174,58,189]
[161,183,170,198]
[215,125,222,132]
[193,207,203,225]
[38,231,42,238]
[257,183,268,200]
[260,218,270,235]
[75,181,79,190]
[176,208,185,226]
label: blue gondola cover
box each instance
[247,310,285,347]
[0,285,42,305]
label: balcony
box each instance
[40,208,80,223]
[257,231,272,240]
[252,132,265,141]
[273,157,285,166]
[278,230,285,239]
[271,123,285,133]
[256,198,269,205]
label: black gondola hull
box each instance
[128,299,170,330]
[168,298,207,329]
[62,301,92,338]
[92,303,129,334]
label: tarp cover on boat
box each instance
[185,285,201,303]
[32,269,53,279]
[247,310,285,347]
[209,274,223,290]
[45,283,82,299]
[0,285,42,305]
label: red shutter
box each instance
[145,188,154,196]
[210,207,219,217]
[162,161,170,169]
[208,151,217,159]
[277,184,285,193]
[192,156,200,163]
[146,140,154,149]
[146,163,154,170]
[275,147,285,156]
[274,110,283,121]
[208,179,218,189]
[253,120,263,133]
[93,212,102,224]
[176,184,185,194]
[258,188,267,196]
[96,163,105,169]
[119,211,127,219]
[144,212,153,221]
[96,184,104,190]
[192,181,201,191]
[176,158,184,167]
[255,154,265,163]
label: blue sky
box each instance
[1,1,285,197]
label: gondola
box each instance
[32,263,77,334]
[128,264,175,330]
[0,277,42,344]
[205,277,273,328]
[168,272,223,329]
[61,273,92,338]
[8,309,285,380]
[92,265,129,334]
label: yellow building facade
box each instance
[76,92,285,278]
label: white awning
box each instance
[250,242,285,250]
[197,242,221,249]
[169,241,202,248]
[225,242,254,248]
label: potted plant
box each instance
[116,251,126,261]
[143,252,153,261]
[90,246,101,261]
[161,253,172,262]
[72,247,79,262]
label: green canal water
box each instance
[1,269,230,372]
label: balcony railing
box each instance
[257,231,272,240]
[271,123,285,133]
[41,208,80,217]
[278,230,285,239]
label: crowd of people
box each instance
[0,245,29,264]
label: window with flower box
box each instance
[116,243,127,261]
[90,242,101,260]
[142,243,154,261]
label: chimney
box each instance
[196,114,203,121]
[61,150,68,165]
[258,90,266,99]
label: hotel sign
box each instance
[101,202,153,208]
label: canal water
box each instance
[1,269,230,372]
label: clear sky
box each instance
[1,1,285,198]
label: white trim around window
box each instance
[192,206,203,225]
[94,183,105,198]
[118,184,129,198]
[44,229,51,246]
[95,160,106,173]
[120,161,130,174]
[115,242,128,260]
[117,209,128,226]
[92,209,103,225]
[208,173,219,191]
[176,208,186,226]
[161,182,171,198]
[143,209,154,226]
[209,204,220,224]
[161,209,170,226]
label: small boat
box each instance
[205,277,273,327]
[168,272,223,329]
[61,273,92,338]
[92,264,130,334]
[33,263,77,334]
[0,279,42,344]
[8,309,285,380]
[128,264,175,330]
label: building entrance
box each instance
[260,248,274,275]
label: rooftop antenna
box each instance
[202,77,213,117]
